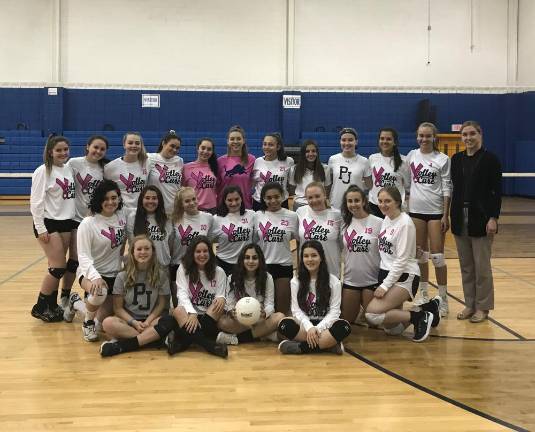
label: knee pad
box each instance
[384,323,405,336]
[66,259,79,273]
[328,319,351,342]
[430,253,446,268]
[417,251,429,264]
[277,318,299,340]
[365,312,385,327]
[48,267,66,280]
[154,315,178,338]
[87,290,107,306]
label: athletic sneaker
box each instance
[206,342,228,359]
[82,320,99,342]
[328,342,345,355]
[278,340,302,354]
[216,332,239,346]
[166,331,186,355]
[412,311,433,343]
[100,341,122,357]
[31,304,63,323]
[60,294,70,310]
[421,295,442,327]
[63,292,82,323]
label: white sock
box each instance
[84,310,96,322]
[419,282,428,295]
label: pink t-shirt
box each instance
[183,161,218,210]
[217,154,255,209]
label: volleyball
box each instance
[235,297,261,326]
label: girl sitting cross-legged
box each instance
[99,235,175,357]
[277,240,351,355]
[216,244,285,345]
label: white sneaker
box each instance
[63,292,82,323]
[60,295,69,310]
[82,320,99,342]
[439,295,449,317]
[216,332,239,345]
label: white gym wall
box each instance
[0,0,533,87]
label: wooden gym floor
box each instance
[0,197,534,431]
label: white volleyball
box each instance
[235,297,261,326]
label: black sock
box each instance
[410,310,424,326]
[46,290,59,308]
[60,289,71,299]
[36,292,49,309]
[237,329,255,344]
[298,341,321,354]
[118,337,140,353]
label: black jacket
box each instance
[450,148,502,237]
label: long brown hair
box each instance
[227,125,249,165]
[182,236,216,283]
[297,241,331,315]
[43,134,69,174]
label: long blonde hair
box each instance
[172,186,196,224]
[123,131,148,163]
[124,235,161,291]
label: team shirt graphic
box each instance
[210,210,255,263]
[252,157,294,202]
[255,208,298,265]
[104,158,148,210]
[68,157,104,221]
[368,153,411,206]
[177,266,227,314]
[183,161,218,210]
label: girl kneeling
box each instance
[100,235,173,357]
[216,244,285,345]
[277,241,351,354]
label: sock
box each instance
[85,310,97,322]
[118,337,140,353]
[47,290,59,308]
[237,329,255,344]
[298,341,320,354]
[418,282,428,295]
[438,284,448,298]
[60,289,71,299]
[36,292,49,310]
[410,310,424,326]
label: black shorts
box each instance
[378,269,419,297]
[267,263,294,280]
[79,275,116,296]
[342,282,378,291]
[199,314,219,339]
[33,218,77,238]
[217,258,236,276]
[409,212,443,222]
[368,203,385,219]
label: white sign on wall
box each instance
[47,88,58,96]
[451,124,462,132]
[142,94,160,108]
[282,94,301,109]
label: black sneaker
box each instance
[412,311,433,342]
[206,342,228,359]
[421,295,442,327]
[166,331,184,356]
[100,341,122,357]
[31,304,63,323]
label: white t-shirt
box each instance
[378,212,420,291]
[225,273,275,317]
[368,153,410,205]
[176,265,227,314]
[255,208,298,266]
[210,210,256,263]
[328,153,371,209]
[174,211,213,263]
[341,215,382,288]
[67,157,104,222]
[296,206,342,277]
[406,149,451,215]
[147,152,184,215]
[252,156,294,202]
[290,274,341,332]
[288,164,332,206]
[104,158,148,211]
[126,210,178,266]
[77,210,127,280]
[30,164,76,234]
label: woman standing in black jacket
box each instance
[450,121,502,323]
